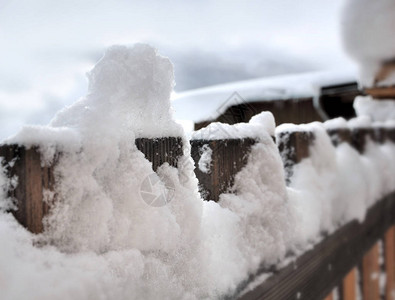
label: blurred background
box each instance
[0,0,355,140]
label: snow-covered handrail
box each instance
[235,192,395,300]
[1,124,395,300]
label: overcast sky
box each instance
[0,0,355,140]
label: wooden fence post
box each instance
[362,243,380,300]
[135,137,183,171]
[0,137,184,233]
[276,130,315,184]
[190,138,256,201]
[0,145,54,234]
[372,126,387,144]
[385,226,395,300]
[326,128,351,147]
[342,268,357,300]
[350,128,375,154]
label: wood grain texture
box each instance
[342,268,356,300]
[0,145,53,234]
[234,192,395,300]
[385,226,395,300]
[190,139,256,201]
[276,130,315,184]
[362,243,380,300]
[135,137,183,171]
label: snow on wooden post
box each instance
[135,137,183,171]
[0,137,184,233]
[326,128,352,147]
[276,130,315,184]
[237,193,395,300]
[365,59,395,99]
[350,128,375,154]
[190,138,256,202]
[0,145,55,234]
[373,126,387,144]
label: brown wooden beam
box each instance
[385,226,395,300]
[0,145,54,234]
[362,243,380,300]
[342,268,357,300]
[364,87,395,99]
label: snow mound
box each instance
[354,96,395,122]
[341,0,395,85]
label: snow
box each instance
[277,118,395,242]
[172,69,357,123]
[354,96,395,122]
[323,117,348,130]
[0,160,16,212]
[197,144,212,173]
[341,0,395,86]
[0,43,394,299]
[192,111,275,140]
[347,115,372,128]
[0,44,295,299]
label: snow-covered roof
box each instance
[172,69,358,123]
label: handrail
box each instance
[234,192,395,300]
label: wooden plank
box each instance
[326,128,351,147]
[362,243,380,300]
[276,130,315,183]
[194,97,322,131]
[364,87,395,99]
[135,137,183,171]
[385,226,395,300]
[190,139,256,201]
[0,145,53,234]
[342,268,357,300]
[373,127,387,144]
[350,128,374,154]
[234,192,395,300]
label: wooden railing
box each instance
[232,126,395,300]
[0,125,394,300]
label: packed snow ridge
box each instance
[0,44,394,300]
